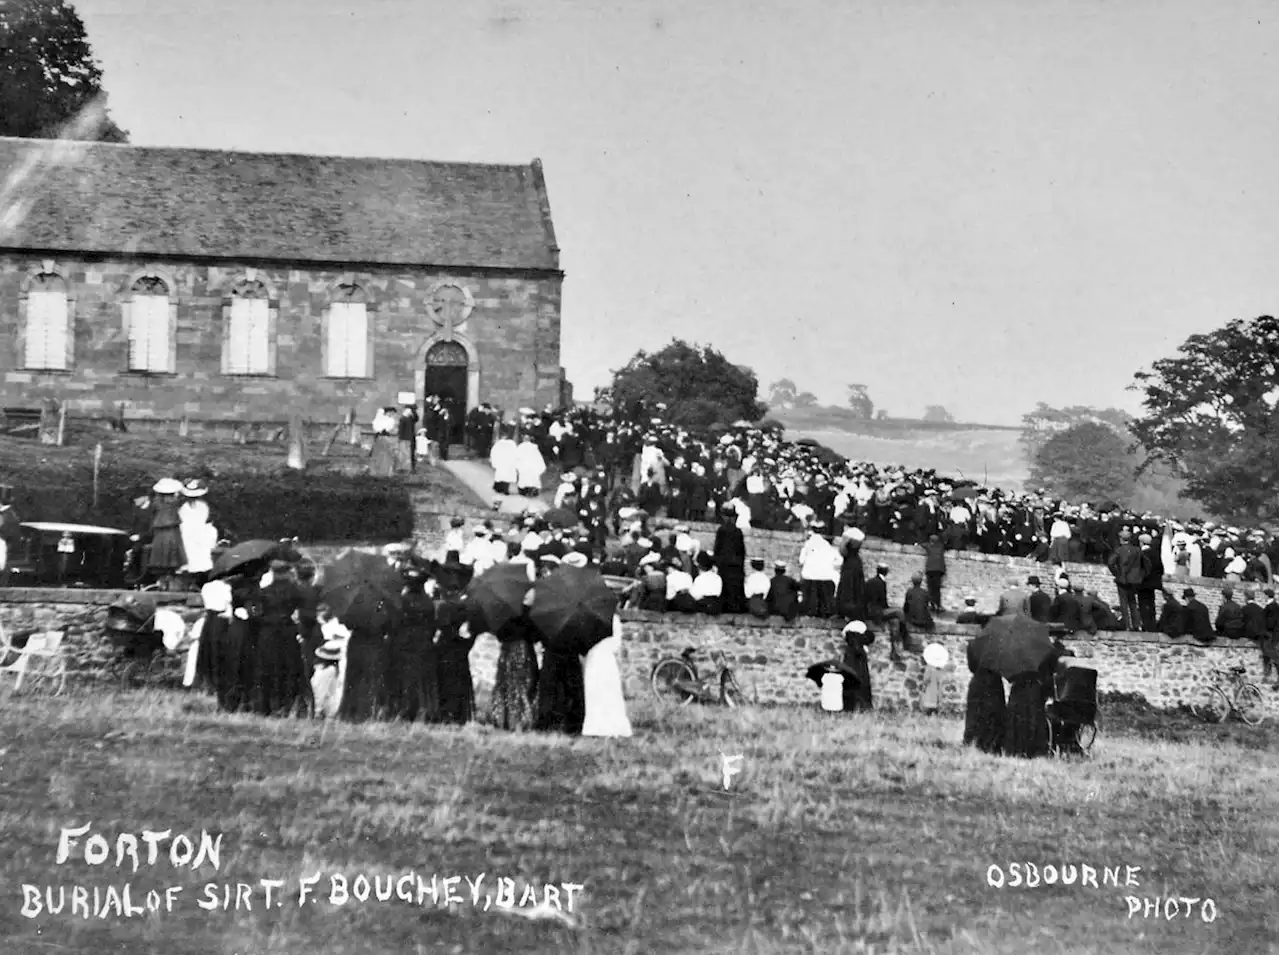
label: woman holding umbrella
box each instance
[252,557,304,717]
[468,563,539,731]
[434,589,476,724]
[386,560,438,723]
[322,551,402,722]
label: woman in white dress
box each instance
[178,479,217,584]
[581,614,632,738]
[489,432,519,495]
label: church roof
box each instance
[0,137,560,271]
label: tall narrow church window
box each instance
[127,276,174,373]
[225,280,272,375]
[24,272,70,370]
[325,284,369,378]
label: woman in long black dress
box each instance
[840,620,875,711]
[1003,638,1069,759]
[252,559,303,717]
[339,623,388,722]
[490,609,540,731]
[387,570,438,722]
[963,638,1007,754]
[712,508,747,614]
[220,574,263,713]
[434,594,476,724]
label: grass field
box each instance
[0,688,1274,955]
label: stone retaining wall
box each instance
[3,591,1275,720]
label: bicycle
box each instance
[1192,665,1266,726]
[650,647,745,707]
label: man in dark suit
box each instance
[1107,529,1146,631]
[1242,589,1267,643]
[1025,575,1052,623]
[1263,588,1278,682]
[1182,588,1215,641]
[902,572,934,638]
[1086,590,1123,631]
[766,561,800,622]
[1215,587,1246,639]
[1070,585,1100,635]
[956,598,989,626]
[1136,532,1164,632]
[1156,588,1185,638]
[1050,585,1086,634]
[865,563,906,663]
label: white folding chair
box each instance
[0,622,68,695]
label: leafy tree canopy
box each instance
[1028,422,1137,505]
[1018,403,1131,462]
[1129,315,1278,524]
[792,391,818,408]
[0,0,127,142]
[846,383,874,420]
[767,378,797,406]
[922,405,954,423]
[599,339,768,428]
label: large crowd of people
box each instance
[187,542,632,738]
[479,403,1276,586]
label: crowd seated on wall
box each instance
[494,403,1277,587]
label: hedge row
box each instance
[3,462,413,545]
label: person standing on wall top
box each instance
[921,533,946,613]
[1106,528,1146,631]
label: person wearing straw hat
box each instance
[148,478,187,591]
[177,478,217,589]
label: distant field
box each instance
[769,408,1029,492]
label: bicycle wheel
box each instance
[651,658,698,705]
[1234,684,1267,726]
[1192,684,1230,723]
[720,670,745,708]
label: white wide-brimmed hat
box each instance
[182,478,208,498]
[562,552,589,568]
[842,620,867,635]
[923,643,950,668]
[152,477,183,495]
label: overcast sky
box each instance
[74,0,1277,425]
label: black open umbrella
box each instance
[542,507,579,529]
[1094,499,1120,514]
[320,551,403,632]
[805,660,860,687]
[209,539,278,579]
[529,565,618,654]
[949,486,980,501]
[970,615,1056,680]
[465,563,533,635]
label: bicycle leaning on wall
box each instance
[1191,665,1266,726]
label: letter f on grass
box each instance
[720,752,744,791]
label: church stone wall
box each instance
[0,255,563,423]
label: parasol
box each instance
[804,660,860,687]
[948,486,980,501]
[319,551,404,632]
[970,615,1056,681]
[465,563,534,635]
[209,539,280,579]
[542,507,579,529]
[529,565,618,654]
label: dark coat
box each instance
[1139,546,1164,591]
[1156,597,1184,638]
[1242,602,1267,640]
[922,541,946,574]
[1050,592,1086,633]
[841,630,875,711]
[963,639,1006,754]
[1027,590,1053,624]
[835,545,867,620]
[1108,543,1146,587]
[767,574,801,621]
[1183,599,1215,641]
[865,575,890,619]
[1215,599,1245,639]
[903,585,933,629]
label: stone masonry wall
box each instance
[3,592,1275,721]
[668,521,1245,620]
[0,255,563,422]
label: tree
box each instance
[599,339,768,428]
[1028,422,1137,504]
[1129,315,1278,523]
[767,378,797,407]
[793,391,818,408]
[845,383,874,420]
[1018,403,1131,463]
[0,1,128,142]
[922,405,954,423]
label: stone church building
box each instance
[0,137,567,440]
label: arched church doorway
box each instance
[424,340,469,445]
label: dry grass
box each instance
[0,688,1274,955]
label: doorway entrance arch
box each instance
[414,332,479,446]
